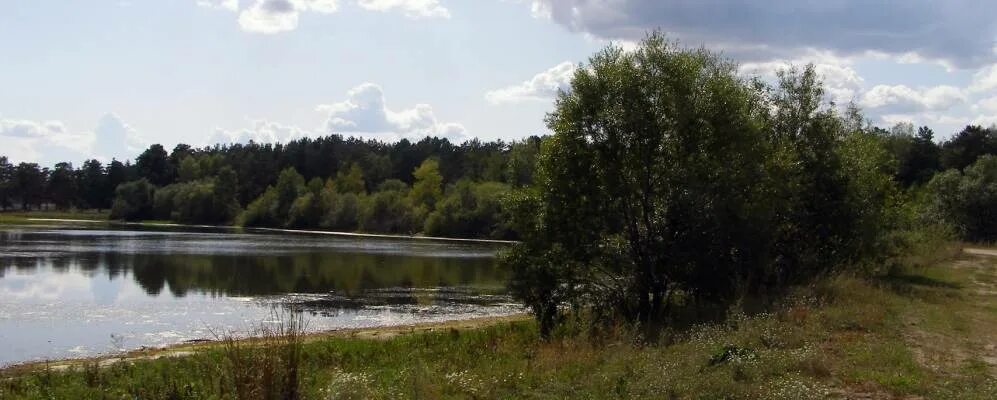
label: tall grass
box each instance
[220,307,307,400]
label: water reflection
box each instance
[0,227,516,366]
[0,228,507,300]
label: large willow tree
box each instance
[506,33,898,337]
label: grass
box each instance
[2,253,997,399]
[0,210,109,224]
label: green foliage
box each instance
[13,162,46,210]
[925,155,997,241]
[409,158,443,211]
[505,137,541,187]
[335,163,366,194]
[424,180,513,239]
[505,33,903,336]
[110,179,155,221]
[0,156,13,210]
[322,190,360,231]
[239,188,280,227]
[77,159,109,210]
[177,156,201,183]
[359,184,418,234]
[940,125,997,171]
[136,144,174,186]
[47,162,77,210]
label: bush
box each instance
[109,179,156,221]
[359,188,418,234]
[424,180,513,239]
[925,155,997,242]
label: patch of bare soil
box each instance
[903,254,997,376]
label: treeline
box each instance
[504,33,997,337]
[0,136,540,239]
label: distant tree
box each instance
[110,179,155,221]
[106,159,129,200]
[0,156,13,210]
[14,163,46,210]
[360,181,417,233]
[47,162,78,210]
[505,137,541,187]
[169,143,193,170]
[409,158,443,211]
[136,144,174,186]
[323,191,360,231]
[926,155,997,241]
[900,126,941,186]
[940,125,997,170]
[334,163,366,194]
[274,167,305,222]
[177,156,201,183]
[213,166,241,220]
[78,159,107,210]
[424,180,512,239]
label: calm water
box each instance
[0,225,517,366]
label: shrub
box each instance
[109,179,155,221]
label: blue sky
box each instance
[2,0,997,165]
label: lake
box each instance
[0,224,518,366]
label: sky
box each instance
[2,0,997,166]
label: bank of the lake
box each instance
[0,211,518,245]
[4,250,997,399]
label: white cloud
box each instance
[224,0,444,33]
[486,61,576,104]
[356,0,449,18]
[93,113,145,162]
[0,118,66,138]
[971,114,997,127]
[317,83,466,140]
[740,54,864,105]
[197,0,239,12]
[860,85,966,113]
[970,64,997,93]
[976,96,997,113]
[238,0,301,34]
[208,120,311,145]
[0,114,144,165]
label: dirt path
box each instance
[900,252,997,382]
[964,248,997,257]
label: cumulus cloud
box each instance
[317,83,466,141]
[860,85,966,114]
[0,118,67,138]
[976,96,997,113]
[528,0,997,68]
[238,0,304,33]
[356,0,449,18]
[971,64,997,93]
[0,113,147,165]
[197,0,239,11]
[221,0,445,33]
[739,53,864,105]
[208,119,311,145]
[93,113,145,162]
[486,61,576,104]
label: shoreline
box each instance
[20,218,519,245]
[0,313,530,376]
